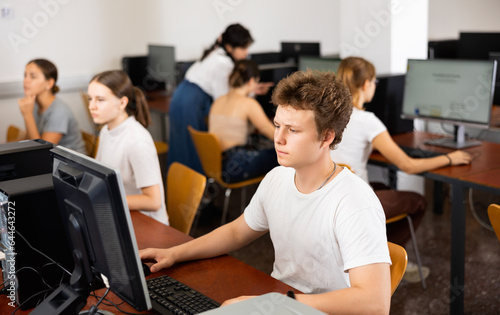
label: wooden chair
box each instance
[386,213,427,290]
[488,204,500,243]
[6,125,25,142]
[166,162,206,234]
[388,241,408,296]
[81,131,99,158]
[188,126,265,225]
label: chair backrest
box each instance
[187,126,224,183]
[388,241,408,296]
[488,204,500,243]
[337,163,354,173]
[6,125,25,142]
[81,131,99,158]
[167,162,207,234]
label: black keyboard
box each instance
[399,146,444,158]
[147,275,220,315]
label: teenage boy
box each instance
[140,70,391,314]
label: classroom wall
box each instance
[0,0,499,141]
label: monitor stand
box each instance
[424,125,482,149]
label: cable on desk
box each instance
[16,230,72,276]
[468,188,494,232]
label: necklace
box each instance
[295,162,337,191]
[317,162,337,190]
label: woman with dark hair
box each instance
[18,58,85,153]
[209,60,277,183]
[87,70,169,226]
[167,23,271,174]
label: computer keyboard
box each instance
[399,146,444,158]
[147,274,220,315]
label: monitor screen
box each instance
[31,146,151,314]
[147,44,176,92]
[298,56,341,73]
[402,59,497,148]
[280,42,320,64]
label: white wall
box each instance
[0,0,499,141]
[428,0,500,40]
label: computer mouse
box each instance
[142,262,151,277]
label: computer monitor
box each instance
[457,32,500,60]
[249,52,282,65]
[31,146,151,314]
[401,59,497,149]
[298,56,341,73]
[256,63,298,119]
[489,52,500,105]
[280,42,320,64]
[147,44,176,93]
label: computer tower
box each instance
[0,139,53,181]
[364,74,414,135]
[0,174,73,309]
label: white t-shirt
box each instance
[185,47,234,100]
[331,107,387,183]
[244,166,390,294]
[96,116,169,225]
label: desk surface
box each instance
[369,131,500,181]
[146,90,171,114]
[0,212,297,314]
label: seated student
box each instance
[209,60,278,183]
[141,70,391,314]
[167,23,272,174]
[18,58,86,154]
[333,57,471,251]
[87,70,169,226]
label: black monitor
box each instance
[256,63,298,119]
[364,74,414,135]
[298,56,341,73]
[428,39,459,59]
[147,44,176,93]
[457,32,500,60]
[31,146,151,314]
[489,52,500,105]
[401,59,497,149]
[280,42,320,64]
[249,52,282,65]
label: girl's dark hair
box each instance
[90,70,151,128]
[28,59,60,94]
[229,60,260,88]
[201,23,253,61]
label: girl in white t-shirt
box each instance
[87,70,169,225]
[333,56,471,245]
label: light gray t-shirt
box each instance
[96,116,169,226]
[34,97,86,154]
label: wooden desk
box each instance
[0,212,298,314]
[146,90,171,142]
[369,131,500,315]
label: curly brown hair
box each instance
[270,70,352,149]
